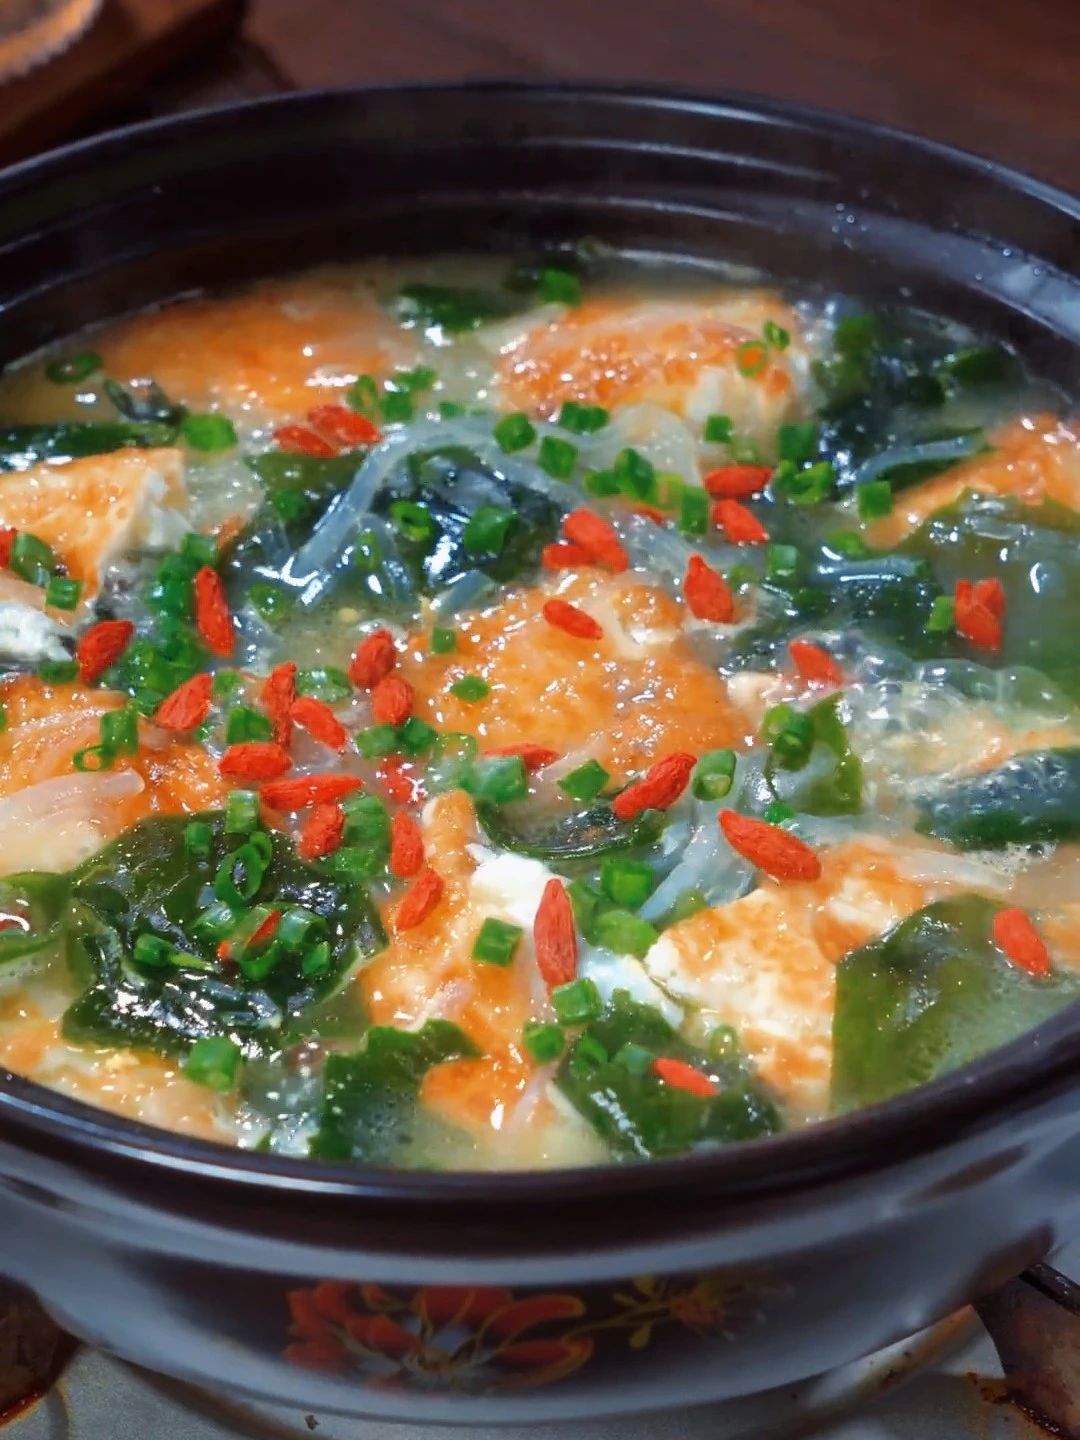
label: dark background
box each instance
[147,0,1080,190]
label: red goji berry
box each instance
[371,674,414,726]
[155,671,213,731]
[955,578,1003,651]
[389,809,425,878]
[992,907,1051,978]
[562,508,629,573]
[298,802,346,861]
[0,528,16,567]
[485,743,559,772]
[612,753,695,822]
[684,554,734,622]
[261,662,297,747]
[703,464,772,499]
[541,541,593,571]
[291,695,348,751]
[719,809,821,882]
[349,628,397,689]
[395,868,444,932]
[194,566,234,658]
[218,741,291,781]
[76,619,134,684]
[378,755,426,806]
[306,404,380,449]
[260,773,363,810]
[542,598,603,640]
[789,638,842,687]
[273,424,336,458]
[713,498,768,544]
[533,877,577,989]
[652,1056,718,1097]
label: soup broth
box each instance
[0,249,1077,1169]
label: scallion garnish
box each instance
[493,412,537,454]
[472,917,523,967]
[559,759,610,802]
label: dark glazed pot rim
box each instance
[0,80,1078,1217]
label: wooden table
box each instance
[5,0,1080,191]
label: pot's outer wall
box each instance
[0,85,1079,1420]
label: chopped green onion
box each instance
[380,389,414,424]
[100,706,138,756]
[184,1036,242,1092]
[180,413,237,452]
[552,977,603,1026]
[773,460,835,506]
[183,820,214,859]
[592,909,659,959]
[450,674,490,703]
[572,1034,609,1071]
[10,531,55,587]
[567,878,604,936]
[190,900,238,946]
[768,708,814,768]
[181,531,218,567]
[351,528,382,572]
[40,659,78,684]
[463,504,515,556]
[0,705,7,733]
[355,723,399,758]
[341,794,391,848]
[44,576,82,610]
[247,581,293,626]
[778,422,819,465]
[45,351,102,384]
[213,842,268,906]
[678,486,709,536]
[224,789,260,834]
[656,473,685,511]
[225,705,273,744]
[764,800,797,825]
[392,365,437,394]
[615,1041,654,1075]
[133,933,178,968]
[540,267,582,305]
[708,1024,739,1060]
[763,319,791,350]
[493,412,537,453]
[463,755,528,806]
[559,759,610,802]
[600,857,656,910]
[438,400,466,419]
[302,941,332,977]
[397,715,438,755]
[704,413,733,444]
[583,468,619,498]
[277,905,327,952]
[296,667,352,704]
[537,435,578,479]
[727,563,756,591]
[390,499,437,544]
[431,626,457,654]
[558,401,609,434]
[472,916,523,967]
[857,479,894,520]
[346,373,380,416]
[826,530,871,558]
[73,744,113,772]
[692,748,737,801]
[736,340,769,377]
[212,670,242,703]
[522,1020,565,1063]
[927,595,956,633]
[765,543,801,585]
[613,448,657,501]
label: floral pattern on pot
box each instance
[284,1272,779,1393]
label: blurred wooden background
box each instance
[2,0,1078,189]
